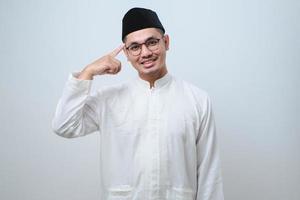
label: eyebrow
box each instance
[127,36,158,47]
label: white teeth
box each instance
[141,58,156,64]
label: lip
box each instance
[140,58,157,68]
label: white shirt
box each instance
[52,72,224,200]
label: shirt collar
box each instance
[135,72,172,90]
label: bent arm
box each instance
[52,73,100,138]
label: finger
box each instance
[106,64,119,74]
[110,44,125,57]
[110,57,121,66]
[107,67,118,74]
[96,65,109,75]
[113,63,121,74]
[116,64,122,73]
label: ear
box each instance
[163,34,170,50]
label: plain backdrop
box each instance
[1,0,299,199]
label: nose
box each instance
[140,44,153,58]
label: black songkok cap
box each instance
[122,7,165,41]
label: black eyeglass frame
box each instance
[125,37,164,56]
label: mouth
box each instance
[140,57,158,68]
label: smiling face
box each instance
[124,28,169,83]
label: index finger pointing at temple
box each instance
[110,44,125,57]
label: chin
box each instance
[140,64,159,74]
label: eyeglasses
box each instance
[125,37,162,56]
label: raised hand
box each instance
[78,44,125,80]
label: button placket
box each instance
[148,87,161,199]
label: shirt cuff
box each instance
[66,72,92,94]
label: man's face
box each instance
[124,28,169,78]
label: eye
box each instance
[146,39,159,46]
[129,44,140,51]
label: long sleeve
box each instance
[52,73,100,138]
[195,95,224,200]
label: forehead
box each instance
[125,28,162,44]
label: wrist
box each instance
[78,67,94,80]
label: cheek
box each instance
[157,51,166,62]
[128,56,139,64]
[128,58,141,69]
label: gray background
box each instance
[1,0,299,199]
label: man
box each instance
[52,7,224,200]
